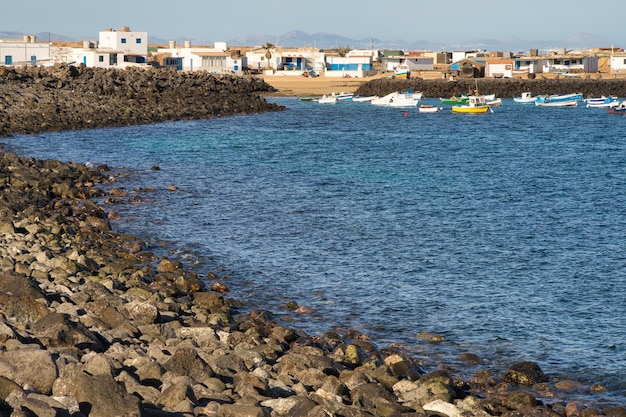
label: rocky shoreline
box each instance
[0,65,283,137]
[1,149,623,417]
[354,77,626,99]
[1,66,625,416]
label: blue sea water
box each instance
[4,98,626,404]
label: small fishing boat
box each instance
[388,94,420,108]
[317,95,337,104]
[584,96,619,108]
[352,95,379,102]
[371,91,420,107]
[535,100,578,107]
[440,95,469,105]
[452,95,491,114]
[393,61,410,79]
[535,93,583,105]
[513,92,538,103]
[486,97,502,107]
[608,101,626,114]
[418,105,442,113]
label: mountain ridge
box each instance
[0,30,618,53]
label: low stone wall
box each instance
[0,65,283,137]
[0,150,624,415]
[354,77,626,99]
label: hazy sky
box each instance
[4,0,624,46]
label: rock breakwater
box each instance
[0,65,283,137]
[0,150,624,416]
[354,77,626,99]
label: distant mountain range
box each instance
[227,30,619,53]
[1,29,619,53]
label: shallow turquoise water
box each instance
[5,98,626,404]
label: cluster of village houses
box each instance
[1,26,625,78]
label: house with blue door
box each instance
[99,26,148,65]
[69,41,123,68]
[67,27,148,68]
[325,54,376,78]
[246,47,326,75]
[0,35,52,66]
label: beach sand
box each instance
[261,72,403,97]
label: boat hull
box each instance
[585,96,619,108]
[513,92,537,103]
[418,105,442,113]
[440,97,469,105]
[608,108,626,115]
[535,100,578,107]
[451,106,489,114]
[535,93,583,105]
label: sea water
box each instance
[4,98,626,404]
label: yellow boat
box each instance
[451,95,491,114]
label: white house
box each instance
[325,55,376,78]
[157,41,244,74]
[484,59,513,78]
[0,35,52,66]
[99,26,148,65]
[513,56,544,76]
[542,53,598,74]
[66,41,124,67]
[246,47,326,75]
[451,50,481,64]
[609,53,626,74]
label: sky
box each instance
[3,0,625,47]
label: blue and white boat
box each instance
[535,93,583,106]
[584,96,619,108]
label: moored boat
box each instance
[352,95,379,102]
[535,100,578,107]
[418,105,442,113]
[608,101,626,114]
[486,98,502,107]
[393,61,410,79]
[584,96,619,108]
[318,95,338,104]
[371,91,420,107]
[451,95,491,114]
[535,93,583,105]
[440,95,469,105]
[513,92,538,103]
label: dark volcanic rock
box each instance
[0,64,283,137]
[354,77,626,99]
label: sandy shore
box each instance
[261,72,393,97]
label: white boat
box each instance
[335,92,354,101]
[535,100,578,107]
[393,61,410,79]
[418,105,442,113]
[483,94,496,101]
[318,95,337,104]
[486,98,502,107]
[371,92,398,106]
[584,96,619,108]
[352,95,379,102]
[371,91,419,107]
[513,92,538,103]
[388,94,420,107]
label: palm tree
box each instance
[262,42,274,69]
[334,46,351,57]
